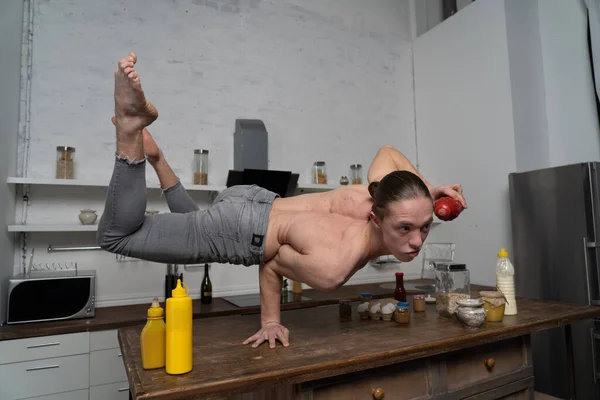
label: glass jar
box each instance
[359,292,372,303]
[313,161,327,184]
[194,149,209,185]
[434,262,470,295]
[339,300,352,320]
[56,146,75,179]
[340,176,349,186]
[413,295,426,312]
[350,164,363,184]
[394,302,411,324]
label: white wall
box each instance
[17,0,418,306]
[0,0,22,323]
[537,0,600,167]
[505,0,550,172]
[414,0,518,286]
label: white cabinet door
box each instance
[25,389,89,400]
[0,354,89,400]
[90,381,130,400]
[90,329,119,351]
[90,348,128,386]
[0,332,89,365]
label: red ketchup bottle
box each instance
[434,197,464,221]
[394,272,407,302]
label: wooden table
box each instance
[118,297,600,400]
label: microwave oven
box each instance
[6,270,96,325]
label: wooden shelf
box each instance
[6,177,225,192]
[8,224,99,232]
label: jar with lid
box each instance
[350,164,363,184]
[339,176,349,186]
[194,149,209,185]
[434,262,470,295]
[313,161,327,184]
[56,146,75,179]
[339,300,352,320]
[394,302,411,324]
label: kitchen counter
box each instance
[118,297,600,400]
[0,280,447,341]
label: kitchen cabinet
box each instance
[0,329,128,400]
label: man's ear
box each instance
[369,211,381,226]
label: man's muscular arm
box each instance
[243,262,290,349]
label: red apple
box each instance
[434,197,463,221]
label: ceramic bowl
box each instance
[455,299,487,329]
[79,209,97,225]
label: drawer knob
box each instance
[372,387,385,399]
[484,358,496,369]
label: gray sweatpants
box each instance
[97,158,278,266]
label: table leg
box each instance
[565,324,576,400]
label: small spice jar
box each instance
[339,299,352,320]
[479,291,507,322]
[56,146,75,179]
[359,292,373,303]
[193,149,209,185]
[313,161,327,184]
[413,295,426,312]
[350,164,363,184]
[340,176,349,186]
[394,302,411,324]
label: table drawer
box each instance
[444,337,528,392]
[25,389,89,400]
[90,347,128,386]
[302,359,430,400]
[90,329,119,351]
[0,353,89,400]
[0,332,89,365]
[90,381,130,400]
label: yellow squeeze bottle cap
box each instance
[171,279,188,298]
[147,297,163,317]
[498,248,509,257]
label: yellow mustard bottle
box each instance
[140,297,166,370]
[166,279,193,375]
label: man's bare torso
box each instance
[260,185,377,290]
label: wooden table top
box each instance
[0,280,432,341]
[119,297,600,400]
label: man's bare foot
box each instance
[111,116,161,163]
[114,52,158,134]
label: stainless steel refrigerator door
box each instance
[509,162,600,399]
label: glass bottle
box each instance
[350,164,363,184]
[313,161,327,184]
[394,272,407,302]
[201,264,212,304]
[56,146,75,179]
[194,149,209,185]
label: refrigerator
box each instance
[509,162,600,400]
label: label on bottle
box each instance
[203,292,212,297]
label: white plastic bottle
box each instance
[496,248,518,315]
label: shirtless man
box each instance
[98,53,467,349]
